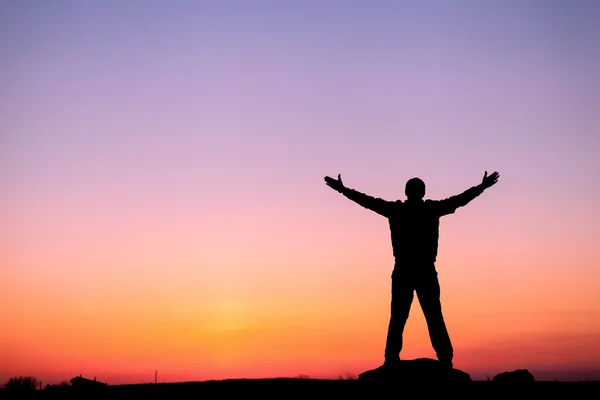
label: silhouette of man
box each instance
[324,171,499,369]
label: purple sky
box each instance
[3,1,599,259]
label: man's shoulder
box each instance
[423,199,447,214]
[386,199,404,212]
[391,199,404,207]
[425,198,456,216]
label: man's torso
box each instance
[387,200,442,267]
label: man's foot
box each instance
[439,359,453,369]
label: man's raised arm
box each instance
[436,171,500,216]
[324,174,392,217]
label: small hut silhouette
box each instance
[70,375,107,388]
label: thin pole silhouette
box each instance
[324,171,500,369]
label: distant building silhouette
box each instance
[70,375,107,388]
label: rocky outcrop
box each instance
[358,358,472,384]
[493,369,535,383]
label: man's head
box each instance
[405,177,425,201]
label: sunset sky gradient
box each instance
[2,0,600,384]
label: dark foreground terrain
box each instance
[3,379,600,399]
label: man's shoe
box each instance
[439,359,453,369]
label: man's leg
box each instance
[384,270,414,364]
[416,270,454,367]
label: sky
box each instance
[1,0,600,385]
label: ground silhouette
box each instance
[4,377,599,399]
[325,171,499,373]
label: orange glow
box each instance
[3,223,600,383]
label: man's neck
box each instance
[406,198,424,204]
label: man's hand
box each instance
[481,171,500,189]
[324,174,345,192]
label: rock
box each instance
[493,369,535,383]
[357,358,472,384]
